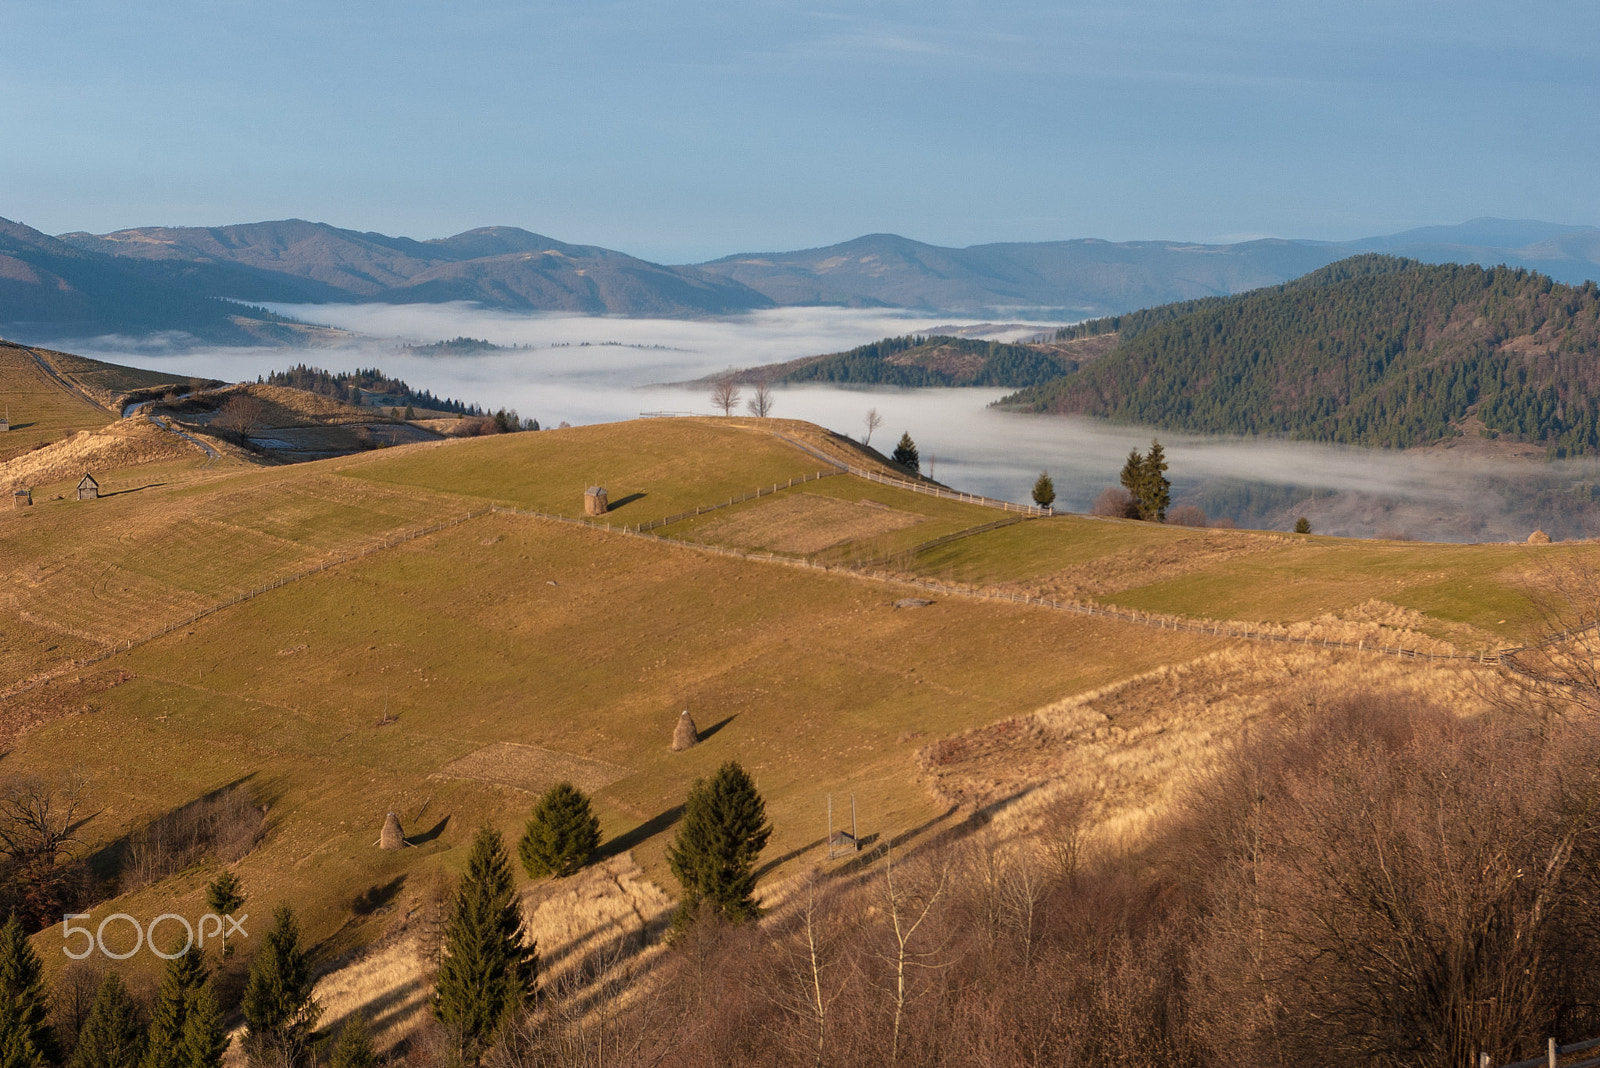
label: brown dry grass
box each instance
[437,743,631,795]
[0,419,197,493]
[922,646,1499,851]
[691,492,925,554]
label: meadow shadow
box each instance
[408,815,450,845]
[596,803,683,861]
[352,875,407,915]
[697,714,737,741]
[608,492,647,510]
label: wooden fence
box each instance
[623,470,839,533]
[1483,1036,1600,1068]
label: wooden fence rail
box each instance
[625,470,839,533]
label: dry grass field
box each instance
[0,342,124,457]
[4,410,1592,1051]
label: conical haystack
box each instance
[672,709,699,751]
[379,811,407,850]
[1528,530,1552,544]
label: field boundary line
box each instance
[2,508,494,700]
[769,431,1051,516]
[624,469,841,533]
[493,504,1506,668]
[850,513,1038,570]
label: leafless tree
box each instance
[212,394,265,434]
[746,382,775,418]
[1498,553,1600,721]
[863,408,884,445]
[872,846,951,1064]
[711,379,742,416]
[762,873,847,1067]
[0,769,95,863]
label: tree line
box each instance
[262,366,487,419]
[778,336,1075,388]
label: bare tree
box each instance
[746,382,774,418]
[864,408,884,445]
[212,394,265,435]
[1499,553,1600,720]
[0,770,95,863]
[764,874,846,1067]
[711,379,742,416]
[873,846,950,1063]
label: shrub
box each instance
[1091,486,1139,518]
[1167,503,1208,527]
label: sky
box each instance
[3,1,1597,263]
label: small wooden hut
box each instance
[12,488,31,509]
[671,709,699,751]
[77,474,99,501]
[584,486,609,516]
[379,811,407,850]
[0,409,10,431]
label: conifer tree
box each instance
[1140,439,1170,522]
[1031,471,1056,509]
[891,433,920,474]
[142,944,207,1068]
[178,982,228,1068]
[204,872,245,959]
[519,782,601,879]
[1119,448,1145,512]
[327,1014,377,1068]
[666,761,773,926]
[433,828,538,1065]
[1294,515,1312,534]
[70,972,146,1068]
[242,906,320,1068]
[0,913,58,1068]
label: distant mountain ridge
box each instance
[2,213,1597,346]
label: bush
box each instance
[120,785,264,892]
[1091,486,1139,518]
[1166,504,1208,527]
[519,782,601,879]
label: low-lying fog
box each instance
[77,304,1600,543]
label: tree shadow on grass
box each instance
[595,804,683,862]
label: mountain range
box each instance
[2,213,1597,345]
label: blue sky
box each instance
[3,1,1596,262]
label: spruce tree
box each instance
[0,914,57,1067]
[1294,515,1312,534]
[327,1014,376,1068]
[178,982,228,1068]
[666,761,773,926]
[891,432,920,474]
[1139,439,1171,522]
[204,872,245,959]
[70,972,146,1068]
[242,906,320,1068]
[1119,448,1145,515]
[1031,471,1056,509]
[432,827,538,1065]
[519,782,601,879]
[141,944,207,1068]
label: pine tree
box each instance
[666,761,773,927]
[141,945,207,1068]
[1139,439,1171,522]
[891,433,920,474]
[1119,448,1145,514]
[327,1014,376,1068]
[0,914,58,1068]
[403,405,416,421]
[204,872,245,959]
[1031,471,1056,509]
[242,906,320,1068]
[1294,515,1312,534]
[70,972,146,1068]
[519,782,601,879]
[433,828,538,1065]
[178,982,228,1068]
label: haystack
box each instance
[584,486,608,516]
[378,811,407,850]
[1528,530,1552,544]
[671,709,699,751]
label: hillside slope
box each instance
[716,334,1090,388]
[1004,258,1600,454]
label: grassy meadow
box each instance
[2,411,1589,1044]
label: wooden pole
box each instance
[1549,1037,1557,1068]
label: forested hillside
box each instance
[730,334,1077,388]
[1007,258,1600,454]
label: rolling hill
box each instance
[712,333,1099,388]
[1003,257,1600,455]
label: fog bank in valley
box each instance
[75,304,1600,543]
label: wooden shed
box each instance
[77,474,99,501]
[584,486,609,516]
[12,488,30,509]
